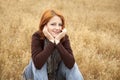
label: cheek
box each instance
[59,27,62,31]
[46,26,52,33]
[61,27,62,30]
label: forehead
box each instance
[48,15,62,23]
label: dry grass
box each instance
[0,0,120,80]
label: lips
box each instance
[53,32,59,35]
[50,30,61,37]
[53,30,61,34]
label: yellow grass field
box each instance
[0,0,120,80]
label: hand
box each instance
[43,26,54,43]
[55,28,67,44]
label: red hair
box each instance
[39,9,65,39]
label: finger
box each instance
[43,26,48,33]
[62,28,67,33]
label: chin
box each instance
[53,35,57,38]
[51,33,57,36]
[53,35,58,38]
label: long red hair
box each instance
[39,9,65,39]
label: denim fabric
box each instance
[22,59,84,80]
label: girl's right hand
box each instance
[43,26,54,43]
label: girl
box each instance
[22,9,84,80]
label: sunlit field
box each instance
[0,0,120,80]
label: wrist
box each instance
[49,39,54,43]
[55,39,60,45]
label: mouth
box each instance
[52,31,61,36]
[53,30,61,34]
[53,32,60,34]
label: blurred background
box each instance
[0,0,120,80]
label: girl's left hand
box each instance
[55,28,67,44]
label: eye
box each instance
[59,23,62,26]
[51,23,56,26]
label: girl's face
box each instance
[46,15,62,38]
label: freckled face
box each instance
[46,16,63,38]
